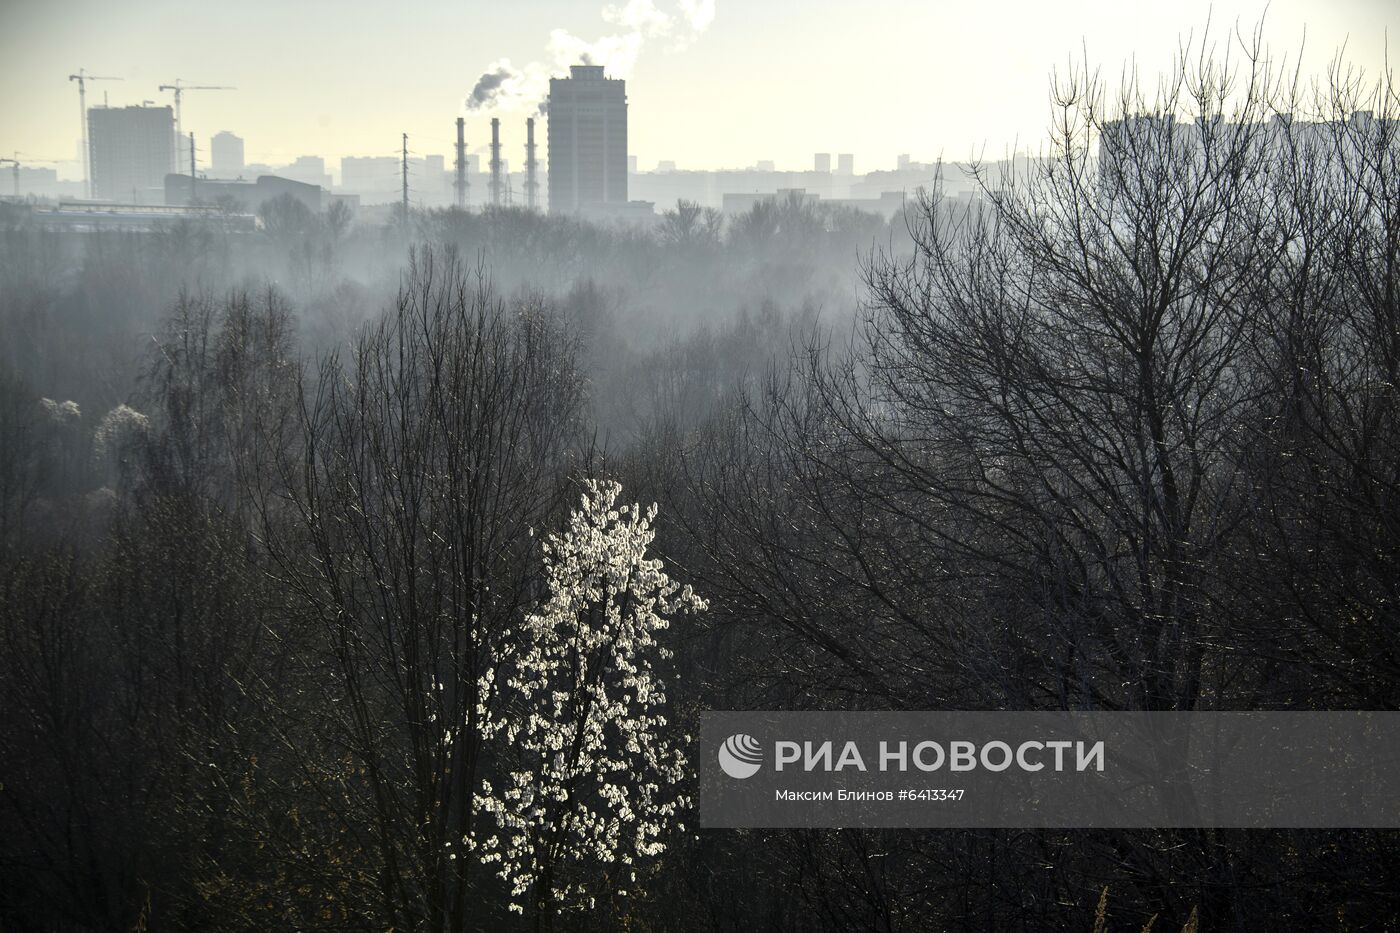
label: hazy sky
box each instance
[1,0,1397,180]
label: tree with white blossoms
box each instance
[92,404,150,484]
[470,478,705,924]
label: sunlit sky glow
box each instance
[2,0,1396,180]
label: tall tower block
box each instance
[546,64,627,214]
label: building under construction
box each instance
[88,104,174,203]
[546,64,627,214]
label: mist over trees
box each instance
[3,34,1400,931]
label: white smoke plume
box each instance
[463,0,716,114]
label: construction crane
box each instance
[68,68,123,198]
[0,153,66,198]
[157,80,235,168]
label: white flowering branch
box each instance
[469,478,705,916]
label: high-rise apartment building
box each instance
[547,64,627,214]
[88,104,175,203]
[281,155,333,189]
[339,156,401,196]
[211,131,245,176]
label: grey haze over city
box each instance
[3,1,1400,931]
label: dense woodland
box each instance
[3,44,1400,931]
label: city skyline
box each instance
[2,0,1397,181]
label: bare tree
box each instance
[659,199,724,250]
[674,30,1400,930]
[249,247,585,931]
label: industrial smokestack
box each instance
[455,117,467,209]
[490,117,502,208]
[525,117,538,211]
